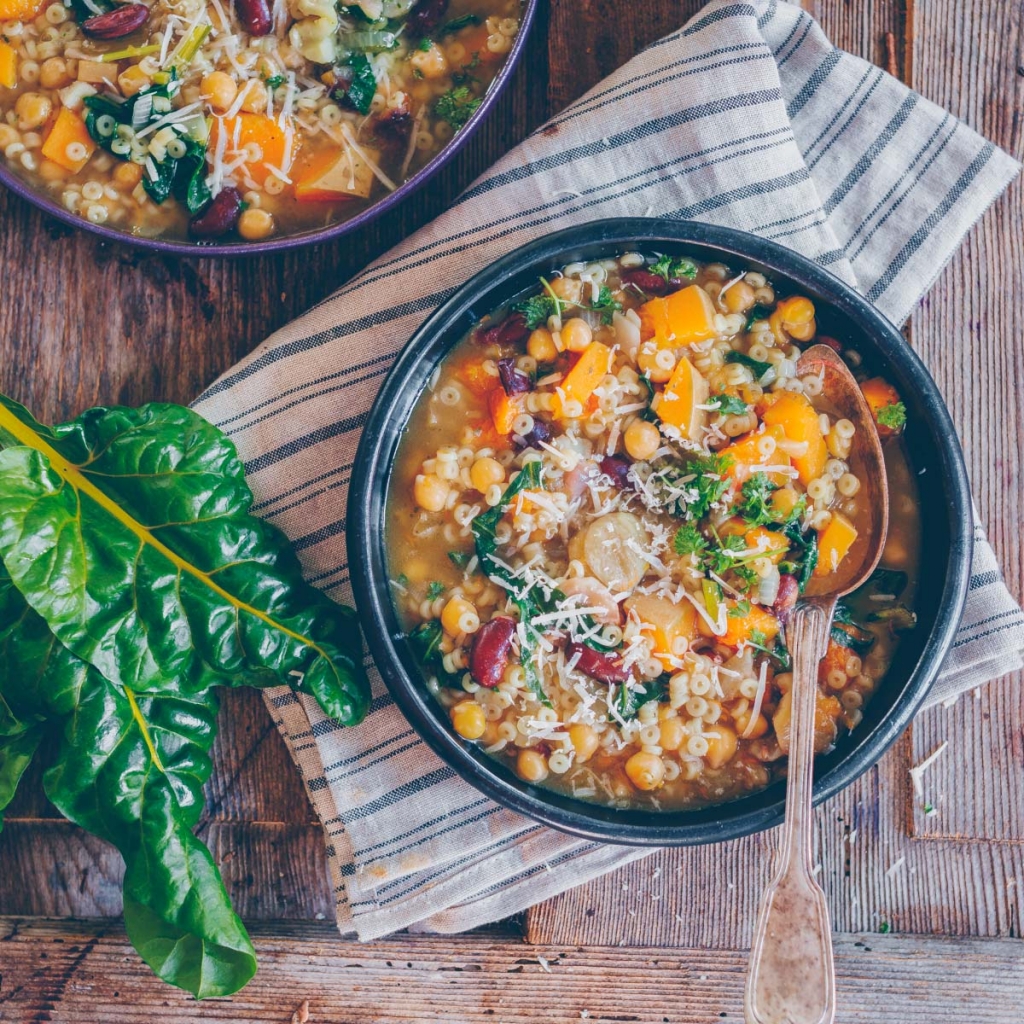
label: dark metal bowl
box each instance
[0,0,537,257]
[348,218,972,846]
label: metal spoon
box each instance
[744,344,889,1024]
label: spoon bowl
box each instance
[745,343,890,1024]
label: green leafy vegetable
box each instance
[435,84,482,130]
[440,13,482,34]
[343,53,377,115]
[876,401,907,430]
[684,452,734,519]
[589,285,623,324]
[0,395,371,996]
[780,520,818,592]
[426,581,446,600]
[611,676,666,720]
[744,303,773,330]
[736,473,778,526]
[729,599,752,617]
[448,551,471,570]
[409,620,462,686]
[649,254,699,283]
[709,392,749,416]
[673,523,707,558]
[830,605,876,655]
[417,37,432,50]
[724,350,773,382]
[513,294,560,330]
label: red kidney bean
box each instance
[565,641,630,685]
[470,617,517,688]
[406,0,449,35]
[599,454,635,491]
[478,312,530,348]
[82,4,150,39]
[375,106,413,142]
[817,335,843,353]
[773,574,799,623]
[497,357,531,395]
[515,417,552,450]
[234,0,273,36]
[189,188,243,239]
[622,268,670,296]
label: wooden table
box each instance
[2,1,1022,1020]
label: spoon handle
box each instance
[745,598,837,1024]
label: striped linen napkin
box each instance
[193,0,1023,940]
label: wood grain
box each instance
[2,918,1022,1024]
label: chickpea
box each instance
[732,709,768,739]
[239,79,268,113]
[112,161,144,190]
[410,41,449,79]
[451,700,486,740]
[561,317,593,353]
[470,457,504,493]
[238,207,275,240]
[568,723,599,763]
[637,342,673,383]
[201,70,238,112]
[623,418,660,461]
[39,57,71,90]
[777,295,816,342]
[527,327,557,362]
[517,748,549,783]
[15,92,51,131]
[118,64,151,98]
[549,276,582,303]
[441,595,479,635]
[658,716,687,752]
[625,751,665,791]
[723,280,755,314]
[704,725,738,768]
[0,125,19,149]
[414,473,449,512]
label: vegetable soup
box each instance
[387,252,920,811]
[0,0,521,242]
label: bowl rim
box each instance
[0,0,538,258]
[348,217,973,847]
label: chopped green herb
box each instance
[264,73,286,89]
[448,551,471,570]
[749,628,768,647]
[724,350,773,382]
[673,523,707,558]
[876,401,907,430]
[426,581,446,600]
[729,599,752,617]
[923,802,935,814]
[878,921,891,934]
[649,254,699,283]
[417,37,433,51]
[435,84,482,130]
[683,452,734,519]
[736,473,779,527]
[395,573,409,588]
[513,294,560,330]
[709,392,749,416]
[590,285,623,324]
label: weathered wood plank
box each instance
[1,918,1022,1024]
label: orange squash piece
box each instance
[488,388,524,435]
[0,39,16,90]
[711,603,780,648]
[553,341,612,418]
[653,355,708,440]
[41,108,95,173]
[293,144,379,202]
[774,689,841,754]
[639,285,717,348]
[0,0,43,20]
[626,594,698,668]
[761,391,828,485]
[720,426,792,487]
[745,526,789,564]
[211,114,289,187]
[860,376,904,438]
[455,361,497,397]
[814,512,858,577]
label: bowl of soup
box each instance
[348,218,972,845]
[0,0,535,252]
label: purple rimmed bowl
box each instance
[0,0,537,257]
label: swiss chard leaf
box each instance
[611,676,666,720]
[0,396,369,724]
[344,53,377,115]
[781,520,818,592]
[0,569,256,996]
[724,350,773,382]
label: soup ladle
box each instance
[744,344,889,1024]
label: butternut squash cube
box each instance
[294,145,379,201]
[814,511,858,577]
[0,40,16,91]
[41,108,95,174]
[761,391,828,485]
[552,341,613,418]
[652,355,708,441]
[639,284,717,348]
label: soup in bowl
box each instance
[349,220,971,845]
[0,0,530,249]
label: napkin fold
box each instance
[194,0,1023,940]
